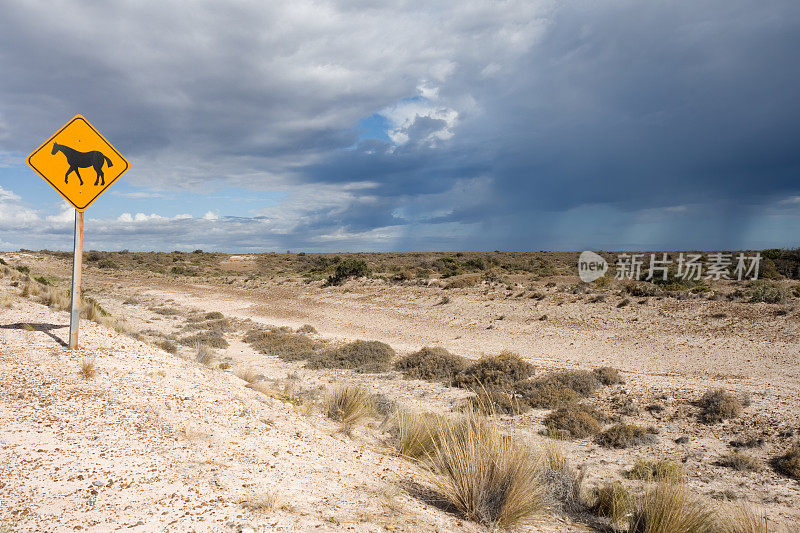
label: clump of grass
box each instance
[717,451,760,472]
[628,482,715,533]
[427,408,546,529]
[79,358,97,379]
[590,482,632,528]
[153,306,181,316]
[596,423,659,449]
[236,367,262,384]
[323,384,375,427]
[239,491,278,513]
[715,502,771,533]
[470,388,529,415]
[308,340,395,373]
[243,328,316,361]
[515,382,580,409]
[195,344,214,365]
[392,410,443,459]
[626,460,684,483]
[772,445,800,479]
[699,388,743,423]
[593,366,625,385]
[394,346,468,381]
[297,324,317,334]
[179,331,229,349]
[543,403,604,439]
[204,311,224,320]
[453,351,535,389]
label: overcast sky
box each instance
[1,0,799,252]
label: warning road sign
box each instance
[27,115,129,211]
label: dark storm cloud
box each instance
[1,0,799,251]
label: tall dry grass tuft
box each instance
[426,407,546,529]
[715,502,771,533]
[393,410,443,459]
[79,358,97,380]
[629,482,715,533]
[323,384,375,427]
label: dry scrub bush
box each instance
[628,482,715,533]
[470,388,529,415]
[717,451,760,472]
[444,273,481,289]
[195,344,214,365]
[515,382,580,409]
[204,311,224,320]
[309,340,395,372]
[79,358,97,379]
[323,384,375,426]
[394,346,468,381]
[596,423,659,449]
[239,491,278,513]
[453,351,535,389]
[427,408,546,529]
[179,331,229,349]
[543,403,604,439]
[626,460,684,483]
[244,328,316,361]
[715,502,773,533]
[593,366,625,385]
[699,388,743,423]
[772,445,800,479]
[297,324,317,334]
[590,482,632,529]
[236,367,261,384]
[156,339,178,354]
[538,439,584,514]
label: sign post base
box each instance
[68,210,84,350]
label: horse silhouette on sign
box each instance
[51,142,113,186]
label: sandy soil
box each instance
[2,251,800,531]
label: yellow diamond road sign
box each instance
[27,115,129,211]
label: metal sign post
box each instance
[68,210,84,349]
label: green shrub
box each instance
[746,280,786,303]
[308,340,395,372]
[394,346,468,381]
[596,423,658,448]
[699,388,743,423]
[543,404,604,439]
[325,258,370,286]
[453,351,535,389]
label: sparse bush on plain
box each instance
[156,339,178,354]
[593,366,625,385]
[297,324,317,334]
[325,258,370,286]
[515,381,580,409]
[394,346,468,382]
[596,423,659,449]
[195,344,214,365]
[239,491,278,513]
[308,340,394,372]
[538,440,585,514]
[323,384,374,427]
[626,460,684,483]
[772,445,800,479]
[179,331,229,349]
[470,387,529,415]
[453,351,535,389]
[444,274,481,289]
[699,388,743,423]
[628,482,715,533]
[746,280,786,304]
[79,358,97,379]
[717,451,760,472]
[427,408,546,529]
[543,403,604,439]
[204,311,224,320]
[244,328,316,360]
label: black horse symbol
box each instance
[51,142,113,186]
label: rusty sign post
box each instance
[27,115,129,349]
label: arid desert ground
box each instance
[1,250,800,532]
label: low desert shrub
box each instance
[308,340,394,372]
[596,423,659,449]
[453,351,535,389]
[427,408,546,529]
[204,311,224,320]
[394,346,468,381]
[628,482,715,533]
[239,491,278,513]
[195,344,214,365]
[323,384,374,426]
[79,358,97,379]
[243,328,316,361]
[590,482,632,528]
[717,451,760,472]
[444,274,481,289]
[538,440,585,514]
[156,339,178,354]
[772,445,800,479]
[593,366,625,385]
[626,460,684,484]
[470,387,529,415]
[297,324,317,334]
[179,331,229,349]
[746,280,786,304]
[699,388,743,423]
[543,403,604,439]
[325,258,370,286]
[515,382,580,409]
